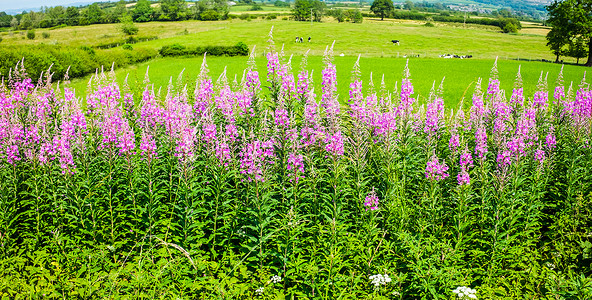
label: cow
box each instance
[391,40,400,45]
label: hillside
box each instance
[411,0,550,19]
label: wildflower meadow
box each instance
[0,27,591,299]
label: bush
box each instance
[42,32,50,39]
[159,43,187,56]
[159,42,249,57]
[503,22,518,33]
[26,30,35,40]
[201,9,220,21]
[238,13,250,20]
[125,36,138,44]
[122,44,133,50]
[424,22,435,27]
[0,44,158,81]
[250,3,263,11]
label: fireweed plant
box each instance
[0,27,591,298]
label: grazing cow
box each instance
[295,36,300,43]
[308,36,311,42]
[391,40,400,45]
[300,37,303,43]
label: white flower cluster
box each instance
[369,273,392,289]
[271,275,282,284]
[255,287,264,295]
[452,286,477,299]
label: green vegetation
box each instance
[0,44,158,81]
[293,0,326,22]
[69,55,588,109]
[26,30,35,40]
[370,0,394,21]
[119,14,139,36]
[158,41,249,56]
[546,0,592,66]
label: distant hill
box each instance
[454,0,550,18]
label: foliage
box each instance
[159,42,249,57]
[41,32,50,39]
[0,45,157,81]
[133,0,154,22]
[250,3,264,11]
[546,0,592,66]
[370,0,394,21]
[119,14,139,36]
[1,32,591,298]
[159,0,188,21]
[26,30,35,40]
[292,0,325,22]
[503,22,518,33]
[274,0,291,7]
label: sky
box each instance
[0,0,114,12]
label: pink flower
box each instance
[364,188,379,211]
[425,155,449,182]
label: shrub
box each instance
[250,3,263,11]
[159,43,187,56]
[503,22,518,33]
[424,22,435,27]
[42,32,50,39]
[122,44,133,50]
[125,36,138,44]
[201,9,220,21]
[26,30,35,40]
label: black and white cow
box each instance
[391,40,400,45]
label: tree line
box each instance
[0,0,231,30]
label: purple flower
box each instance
[274,107,290,128]
[324,131,344,157]
[425,155,449,182]
[474,127,488,160]
[364,188,379,211]
[287,152,305,183]
[534,148,546,163]
[546,126,556,150]
[457,168,470,186]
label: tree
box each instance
[569,36,589,64]
[133,0,153,22]
[546,0,592,67]
[65,6,80,26]
[293,0,325,22]
[119,14,138,35]
[404,0,414,10]
[370,0,393,20]
[293,0,312,21]
[160,0,187,21]
[83,3,104,24]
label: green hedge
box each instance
[0,45,158,81]
[159,42,249,57]
[95,36,159,49]
[363,10,521,31]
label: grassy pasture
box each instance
[70,54,589,108]
[1,18,556,61]
[2,17,588,106]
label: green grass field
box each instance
[70,55,588,108]
[2,17,589,107]
[1,18,555,60]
